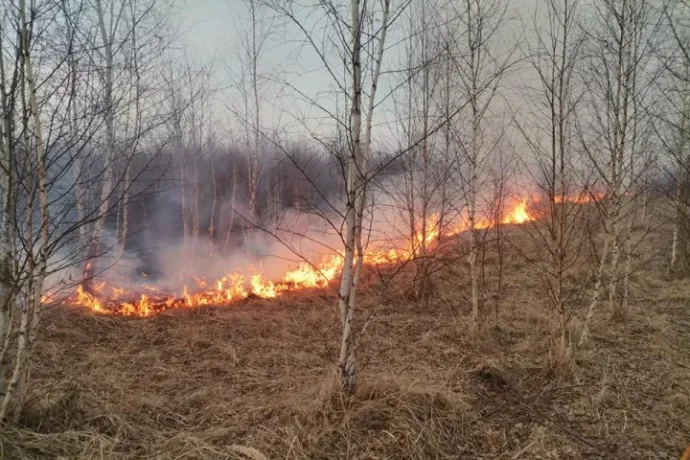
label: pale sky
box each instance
[174,0,545,162]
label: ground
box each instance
[2,231,690,460]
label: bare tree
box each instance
[0,0,177,419]
[0,0,52,420]
[162,59,216,259]
[661,0,690,273]
[261,0,398,394]
[393,0,447,301]
[448,0,516,332]
[579,0,657,340]
[82,0,173,289]
[515,0,586,372]
[0,0,21,403]
[227,0,275,229]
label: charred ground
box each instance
[2,231,689,460]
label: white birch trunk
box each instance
[61,1,89,251]
[0,19,15,400]
[466,0,482,332]
[86,0,117,288]
[193,157,200,240]
[1,0,49,419]
[670,88,689,272]
[608,212,621,316]
[209,161,217,258]
[121,166,130,246]
[224,162,237,254]
[337,0,389,393]
[579,236,610,346]
[671,181,681,271]
[337,0,364,394]
[418,2,431,301]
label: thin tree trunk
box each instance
[209,161,217,258]
[193,157,200,241]
[0,13,16,401]
[180,154,189,251]
[121,0,140,254]
[439,42,451,243]
[608,207,621,316]
[115,176,123,240]
[85,0,117,291]
[1,0,49,418]
[121,166,130,246]
[670,91,689,272]
[580,235,610,346]
[61,1,88,250]
[609,0,636,320]
[224,162,237,254]
[467,0,482,332]
[622,56,640,313]
[671,176,682,270]
[338,0,368,395]
[419,4,431,301]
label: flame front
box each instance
[62,194,602,316]
[503,200,531,224]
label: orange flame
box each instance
[503,199,531,224]
[61,194,610,316]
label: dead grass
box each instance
[1,236,689,459]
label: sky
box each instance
[176,0,351,141]
[173,0,547,164]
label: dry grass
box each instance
[1,234,689,459]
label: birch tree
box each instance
[263,0,397,393]
[227,0,275,229]
[0,0,51,420]
[82,0,173,289]
[0,1,21,402]
[579,0,657,340]
[662,0,690,273]
[394,0,447,301]
[0,0,176,417]
[515,0,585,371]
[448,0,515,332]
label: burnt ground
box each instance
[1,235,689,460]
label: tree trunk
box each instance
[670,98,689,272]
[180,153,189,251]
[85,0,117,291]
[121,165,130,247]
[224,162,237,254]
[208,161,217,258]
[1,0,49,419]
[608,210,621,317]
[0,14,16,402]
[467,0,482,333]
[580,236,610,346]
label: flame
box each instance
[553,192,605,204]
[76,285,103,313]
[283,255,343,288]
[503,199,531,224]
[60,193,605,316]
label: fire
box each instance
[553,192,605,204]
[60,193,603,316]
[250,275,280,298]
[76,285,103,313]
[503,199,531,224]
[283,255,343,288]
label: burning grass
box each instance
[56,197,540,317]
[2,235,690,460]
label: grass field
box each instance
[2,227,689,460]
